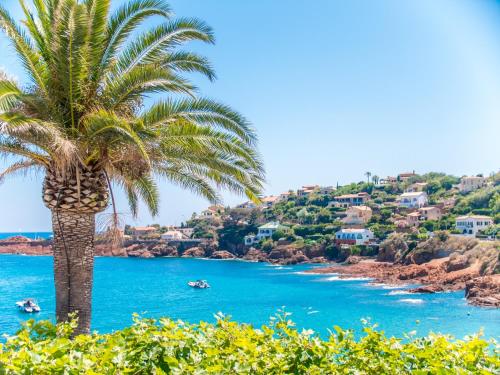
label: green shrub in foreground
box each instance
[0,312,498,374]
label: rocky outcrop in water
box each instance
[181,247,206,258]
[210,250,236,259]
[465,276,500,307]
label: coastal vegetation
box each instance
[0,0,263,334]
[0,314,498,374]
[185,172,499,263]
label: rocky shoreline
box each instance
[306,256,500,307]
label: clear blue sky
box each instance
[1,0,500,231]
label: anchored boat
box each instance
[16,298,41,313]
[188,280,210,289]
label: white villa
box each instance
[398,191,428,208]
[457,176,487,193]
[455,215,493,236]
[342,205,372,225]
[161,230,184,241]
[244,221,286,245]
[198,205,224,220]
[335,228,374,245]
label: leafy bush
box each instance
[0,315,498,374]
[261,239,274,252]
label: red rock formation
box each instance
[210,250,236,259]
[465,275,500,307]
[181,247,206,258]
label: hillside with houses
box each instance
[120,171,499,265]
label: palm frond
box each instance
[103,66,195,110]
[0,79,22,112]
[97,0,171,81]
[159,51,216,81]
[142,98,257,146]
[114,18,214,77]
[0,4,48,94]
[0,159,43,184]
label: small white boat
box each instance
[188,280,210,289]
[16,298,41,313]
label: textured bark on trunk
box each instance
[52,210,96,335]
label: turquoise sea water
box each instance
[0,255,499,339]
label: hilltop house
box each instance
[398,192,428,208]
[342,206,372,225]
[244,221,287,245]
[261,195,280,207]
[237,201,258,209]
[319,186,336,195]
[379,176,397,185]
[398,171,416,182]
[405,182,428,193]
[335,228,374,245]
[297,185,319,197]
[198,205,224,220]
[278,191,292,201]
[455,215,493,236]
[419,206,442,221]
[130,226,157,240]
[331,192,370,207]
[456,176,487,193]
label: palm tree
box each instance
[0,0,264,335]
[365,171,371,183]
[372,175,379,185]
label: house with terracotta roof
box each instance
[398,171,416,181]
[455,215,493,236]
[297,185,319,197]
[198,205,225,220]
[261,195,280,207]
[331,192,370,207]
[130,226,158,239]
[456,176,487,193]
[406,212,420,227]
[405,182,428,193]
[379,176,397,185]
[419,206,442,221]
[342,205,372,225]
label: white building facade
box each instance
[398,192,428,208]
[455,215,493,236]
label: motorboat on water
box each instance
[188,280,210,289]
[16,298,41,313]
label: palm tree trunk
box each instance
[52,210,96,335]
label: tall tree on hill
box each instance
[0,0,264,335]
[365,171,372,183]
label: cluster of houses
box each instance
[128,174,494,247]
[240,174,495,247]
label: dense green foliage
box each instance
[0,314,498,374]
